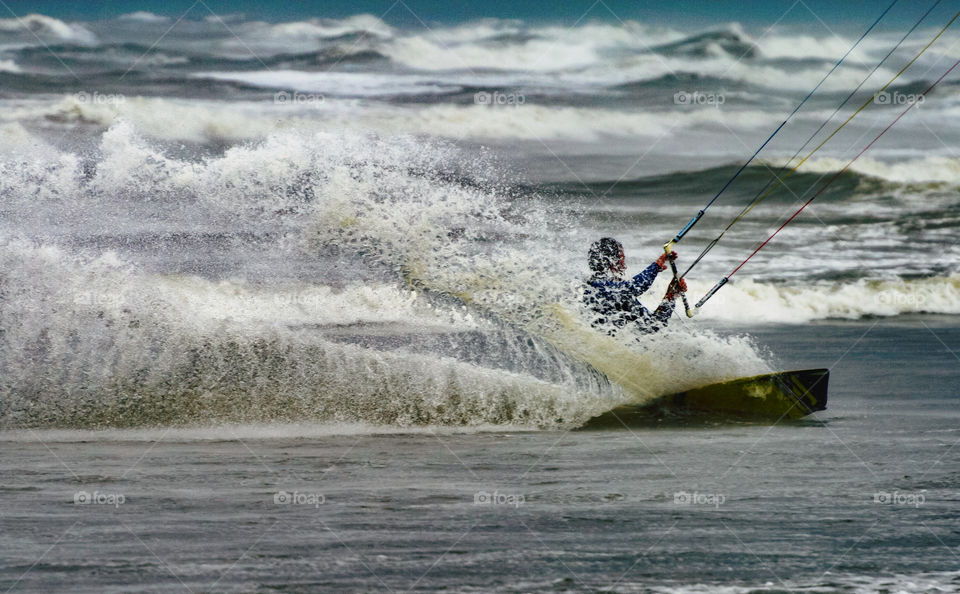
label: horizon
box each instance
[0,0,947,32]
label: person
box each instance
[583,237,686,334]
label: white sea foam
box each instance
[140,275,478,330]
[0,12,957,435]
[147,15,920,93]
[0,240,614,429]
[405,103,781,141]
[758,30,872,61]
[0,122,64,165]
[383,20,678,71]
[690,275,960,323]
[116,11,170,23]
[34,96,293,143]
[0,126,782,427]
[371,20,909,92]
[30,93,796,145]
[267,14,393,39]
[0,13,97,45]
[780,155,960,187]
[3,120,956,430]
[212,14,393,56]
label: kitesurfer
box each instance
[584,237,686,334]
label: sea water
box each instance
[1,9,958,592]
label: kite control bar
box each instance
[664,243,697,318]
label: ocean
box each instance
[1,8,959,593]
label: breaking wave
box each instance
[0,13,97,45]
[691,275,960,323]
[14,94,788,144]
[0,242,617,430]
[1,13,949,95]
[1,125,777,429]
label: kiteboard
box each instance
[581,368,828,427]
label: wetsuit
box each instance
[584,261,675,334]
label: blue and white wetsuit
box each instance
[584,262,674,334]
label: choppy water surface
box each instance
[1,321,958,593]
[1,8,959,592]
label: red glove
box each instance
[665,278,687,301]
[656,251,678,271]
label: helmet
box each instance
[588,237,623,274]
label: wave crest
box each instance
[0,13,97,45]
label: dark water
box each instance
[2,318,957,593]
[3,10,960,593]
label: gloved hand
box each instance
[665,278,687,301]
[656,251,678,271]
